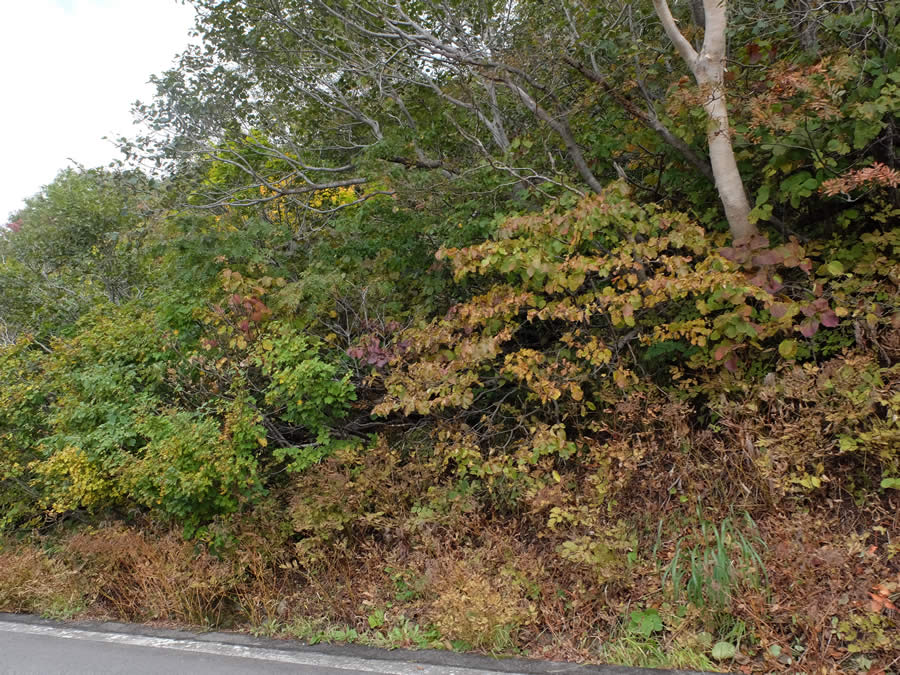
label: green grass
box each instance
[659,510,769,612]
[278,614,442,650]
[599,633,720,672]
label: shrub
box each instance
[428,556,535,651]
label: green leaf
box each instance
[628,608,663,637]
[567,272,586,292]
[711,641,736,661]
[367,609,385,628]
[826,260,844,275]
[779,339,798,359]
[881,477,900,490]
[802,178,819,190]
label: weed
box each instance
[64,526,239,625]
[386,567,425,603]
[282,617,360,644]
[280,614,438,650]
[627,608,663,637]
[660,510,769,614]
[367,608,386,629]
[369,618,441,650]
[250,617,284,637]
[428,557,534,653]
[599,632,718,672]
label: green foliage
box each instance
[255,327,355,447]
[376,186,891,429]
[1,303,262,528]
[628,608,663,637]
[0,169,154,338]
[2,305,171,522]
[660,512,769,613]
[835,612,899,655]
[124,406,261,524]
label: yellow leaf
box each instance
[257,437,268,447]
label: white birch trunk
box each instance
[652,0,757,241]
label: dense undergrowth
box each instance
[2,1,900,672]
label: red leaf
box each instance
[748,269,769,287]
[764,278,784,293]
[748,42,762,64]
[820,310,839,328]
[769,302,791,319]
[714,344,733,361]
[748,234,770,250]
[869,593,898,613]
[752,250,781,266]
[719,247,738,262]
[799,318,820,338]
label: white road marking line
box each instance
[0,621,522,675]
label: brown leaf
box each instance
[869,592,897,612]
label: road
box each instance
[0,625,364,675]
[0,615,701,675]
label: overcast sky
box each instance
[0,0,195,221]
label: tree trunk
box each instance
[652,0,757,241]
[794,0,819,56]
[689,0,706,29]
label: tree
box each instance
[132,0,897,240]
[0,169,155,338]
[652,0,756,241]
[131,0,614,213]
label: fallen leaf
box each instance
[869,592,897,613]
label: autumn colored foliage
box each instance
[2,1,899,672]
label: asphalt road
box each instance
[0,615,704,675]
[0,627,366,675]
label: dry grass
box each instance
[63,526,239,625]
[0,545,86,618]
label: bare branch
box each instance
[652,0,699,67]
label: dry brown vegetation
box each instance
[3,350,897,673]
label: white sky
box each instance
[0,0,195,221]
